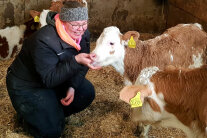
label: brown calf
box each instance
[120,65,207,137]
[92,23,207,86]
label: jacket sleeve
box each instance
[68,67,88,90]
[31,39,84,88]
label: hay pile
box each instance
[0,33,186,138]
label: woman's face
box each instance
[64,20,88,40]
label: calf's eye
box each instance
[110,42,114,45]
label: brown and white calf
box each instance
[0,25,26,60]
[92,23,207,85]
[0,0,64,60]
[0,18,40,60]
[119,65,207,138]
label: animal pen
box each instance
[0,0,207,137]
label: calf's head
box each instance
[91,26,140,67]
[30,9,50,28]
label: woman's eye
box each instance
[110,42,114,45]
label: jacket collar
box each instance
[58,29,88,50]
[55,14,81,51]
[59,38,74,49]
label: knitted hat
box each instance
[59,1,88,22]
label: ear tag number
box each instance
[128,36,136,48]
[130,92,142,108]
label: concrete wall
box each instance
[0,0,51,28]
[167,0,207,31]
[0,0,166,36]
[88,0,166,37]
[1,0,207,36]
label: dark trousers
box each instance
[6,77,95,138]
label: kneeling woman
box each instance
[6,1,100,137]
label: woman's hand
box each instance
[75,53,101,69]
[60,87,75,106]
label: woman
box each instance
[6,1,99,137]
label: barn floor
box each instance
[0,33,186,138]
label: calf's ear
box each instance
[29,10,40,18]
[119,85,151,104]
[122,31,140,42]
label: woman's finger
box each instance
[60,97,73,106]
[65,96,74,106]
[87,63,102,70]
[89,53,96,61]
[61,87,75,106]
[60,99,67,106]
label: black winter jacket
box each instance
[7,12,90,90]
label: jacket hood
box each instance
[46,11,58,26]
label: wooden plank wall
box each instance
[167,0,207,31]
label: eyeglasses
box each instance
[68,22,88,30]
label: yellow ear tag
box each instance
[34,16,40,22]
[128,36,136,48]
[130,92,142,108]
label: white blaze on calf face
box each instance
[39,10,50,28]
[92,26,125,74]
